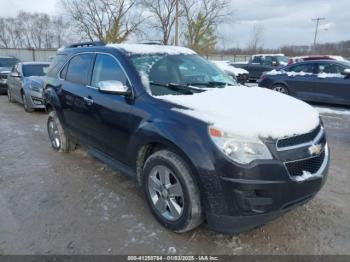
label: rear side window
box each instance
[289,64,314,73]
[66,54,94,85]
[318,63,345,74]
[91,54,128,87]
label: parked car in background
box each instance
[234,54,289,81]
[7,62,50,112]
[44,42,328,234]
[259,60,350,106]
[288,55,347,65]
[211,60,249,84]
[0,56,20,94]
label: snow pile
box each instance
[295,170,323,182]
[211,61,248,76]
[107,44,196,55]
[160,86,320,139]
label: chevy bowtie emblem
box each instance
[308,144,323,156]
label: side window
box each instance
[321,63,345,74]
[289,64,314,73]
[264,56,273,66]
[66,53,94,85]
[91,54,128,87]
[60,63,68,79]
[251,56,262,64]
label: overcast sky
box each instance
[0,0,349,49]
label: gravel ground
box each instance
[0,95,349,255]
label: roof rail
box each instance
[137,40,163,45]
[67,41,105,48]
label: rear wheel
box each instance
[143,150,203,233]
[272,84,289,94]
[47,110,74,153]
[22,93,34,112]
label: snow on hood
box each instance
[107,44,196,55]
[160,86,320,139]
[211,61,248,75]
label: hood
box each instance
[160,86,320,140]
[0,67,11,74]
[212,61,249,76]
[25,76,45,85]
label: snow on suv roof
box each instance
[107,43,196,55]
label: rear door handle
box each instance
[83,96,94,106]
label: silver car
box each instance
[7,62,50,112]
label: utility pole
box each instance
[175,0,179,46]
[312,17,326,48]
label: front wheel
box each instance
[272,84,289,94]
[143,150,204,233]
[47,110,74,153]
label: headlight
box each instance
[209,127,273,164]
[29,82,42,92]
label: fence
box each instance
[206,54,251,62]
[0,48,57,62]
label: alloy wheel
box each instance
[148,165,184,221]
[48,118,61,150]
[273,86,288,94]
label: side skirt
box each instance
[88,147,136,179]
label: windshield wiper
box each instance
[150,82,204,94]
[187,81,234,87]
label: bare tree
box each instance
[182,0,230,54]
[142,0,178,45]
[61,0,142,43]
[0,12,75,49]
[247,24,264,53]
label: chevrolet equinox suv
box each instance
[44,42,329,233]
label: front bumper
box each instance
[25,90,46,109]
[203,143,329,234]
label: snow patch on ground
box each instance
[107,44,196,55]
[160,86,320,139]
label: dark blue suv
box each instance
[44,42,329,233]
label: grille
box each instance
[285,150,325,177]
[277,125,321,149]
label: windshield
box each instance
[0,58,18,68]
[22,64,49,77]
[130,54,236,96]
[277,56,289,65]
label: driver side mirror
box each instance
[10,71,21,78]
[97,80,131,96]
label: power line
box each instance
[312,17,326,48]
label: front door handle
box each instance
[83,96,94,106]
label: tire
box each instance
[272,84,289,94]
[7,88,13,103]
[143,150,204,233]
[22,93,34,112]
[47,110,74,153]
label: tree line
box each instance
[0,0,231,54]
